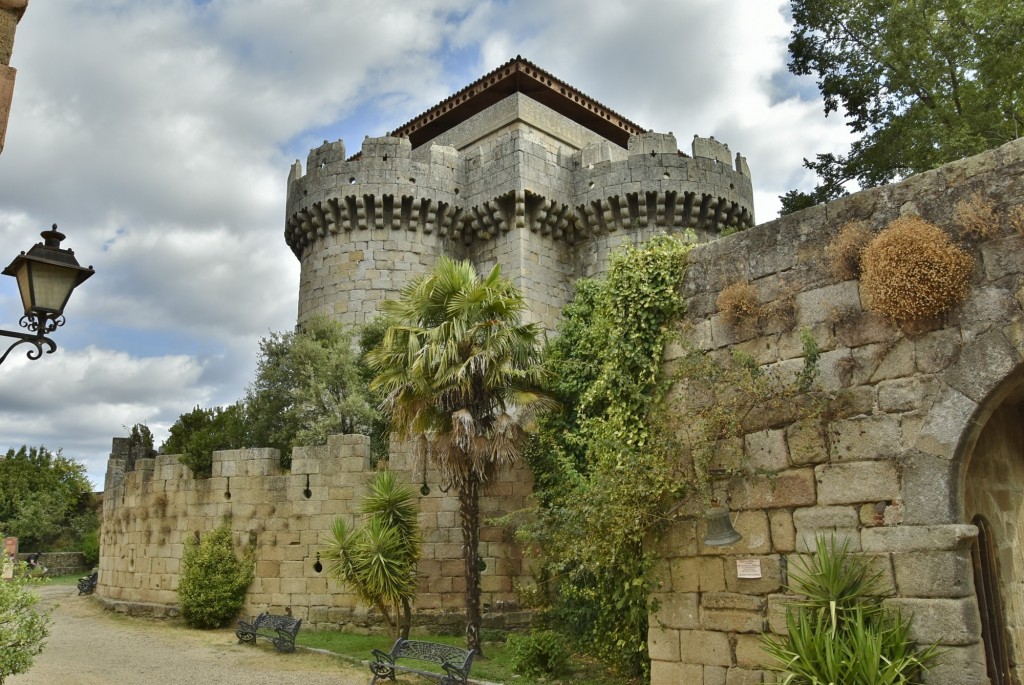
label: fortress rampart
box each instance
[286,91,753,328]
[98,436,534,631]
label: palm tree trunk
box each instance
[400,597,412,639]
[459,473,484,657]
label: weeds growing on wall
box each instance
[178,520,255,629]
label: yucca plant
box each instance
[321,470,421,639]
[762,535,939,684]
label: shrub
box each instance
[178,521,254,629]
[762,535,938,684]
[826,220,873,280]
[508,629,570,678]
[716,280,762,325]
[0,568,51,684]
[953,192,998,240]
[80,528,100,567]
[860,216,974,323]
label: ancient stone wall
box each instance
[98,435,534,631]
[649,138,1024,685]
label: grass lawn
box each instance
[296,630,633,685]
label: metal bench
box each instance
[370,638,475,685]
[235,612,302,653]
[77,571,98,595]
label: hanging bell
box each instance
[702,506,742,547]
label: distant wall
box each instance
[98,435,534,631]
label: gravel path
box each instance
[9,584,367,685]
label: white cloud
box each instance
[0,0,856,489]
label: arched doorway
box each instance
[963,381,1024,685]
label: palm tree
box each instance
[321,470,421,639]
[367,257,553,655]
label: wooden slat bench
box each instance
[235,612,302,653]
[369,638,475,685]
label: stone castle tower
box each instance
[285,56,754,328]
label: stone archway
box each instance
[961,367,1024,685]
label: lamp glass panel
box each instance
[14,262,32,313]
[26,261,78,313]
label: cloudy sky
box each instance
[0,0,853,488]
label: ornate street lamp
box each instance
[0,224,94,365]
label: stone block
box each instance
[744,430,788,471]
[814,461,899,504]
[785,420,828,466]
[916,386,977,461]
[899,452,958,524]
[795,281,861,326]
[768,510,795,552]
[700,607,764,634]
[725,666,766,684]
[725,556,783,594]
[699,557,727,592]
[670,557,700,592]
[943,328,1021,404]
[704,665,728,685]
[766,594,793,635]
[652,592,700,630]
[702,592,765,612]
[860,524,977,553]
[893,550,974,598]
[730,469,816,510]
[680,629,732,666]
[828,415,902,461]
[921,642,989,685]
[882,597,981,646]
[648,626,681,661]
[650,660,703,685]
[734,634,772,669]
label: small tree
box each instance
[321,470,420,639]
[0,567,51,684]
[367,257,553,655]
[178,521,254,629]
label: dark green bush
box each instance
[177,521,254,628]
[508,629,570,678]
[80,528,99,567]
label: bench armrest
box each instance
[442,661,469,684]
[237,618,256,631]
[371,648,395,664]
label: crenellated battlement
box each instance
[99,434,534,629]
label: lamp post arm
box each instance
[0,313,63,365]
[0,328,57,364]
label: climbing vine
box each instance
[523,233,827,680]
[524,234,692,677]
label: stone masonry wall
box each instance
[649,138,1024,685]
[98,434,534,632]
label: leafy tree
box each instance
[0,446,93,550]
[782,0,1024,213]
[177,521,255,629]
[243,314,378,468]
[366,257,553,655]
[161,404,248,477]
[321,470,421,639]
[128,423,154,453]
[0,568,51,685]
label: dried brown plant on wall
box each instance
[716,280,763,326]
[953,192,999,240]
[1010,205,1024,236]
[860,216,974,324]
[826,221,873,280]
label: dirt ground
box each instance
[8,583,369,685]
